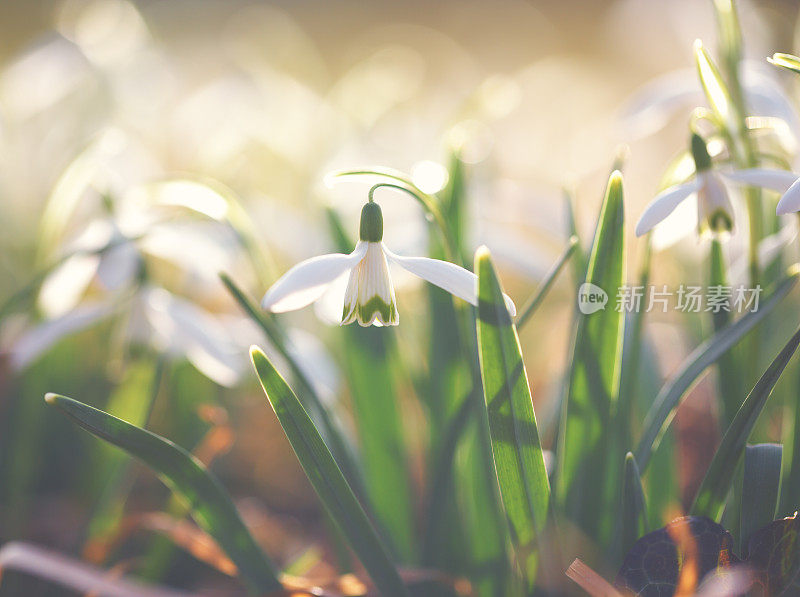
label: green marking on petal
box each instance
[700,209,733,238]
[343,295,397,327]
[342,301,356,325]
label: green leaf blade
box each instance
[740,443,783,553]
[249,347,409,597]
[340,326,415,561]
[634,271,798,471]
[558,171,626,541]
[476,247,552,588]
[695,40,734,129]
[44,393,281,594]
[620,452,648,558]
[691,326,800,521]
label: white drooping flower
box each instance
[261,201,515,326]
[635,133,798,238]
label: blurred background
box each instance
[2,0,800,593]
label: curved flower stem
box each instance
[367,182,457,262]
[327,169,458,262]
[689,107,722,135]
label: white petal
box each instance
[635,180,699,237]
[384,245,516,316]
[777,177,800,215]
[697,172,734,235]
[142,288,243,387]
[313,270,351,325]
[720,168,799,192]
[97,241,140,291]
[342,243,398,326]
[261,242,368,313]
[37,253,100,318]
[650,195,697,251]
[9,302,114,371]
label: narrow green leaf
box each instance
[339,329,415,561]
[515,236,579,329]
[695,40,735,131]
[557,171,625,542]
[85,357,165,544]
[564,189,587,285]
[691,326,800,521]
[709,239,742,428]
[769,53,800,75]
[220,273,366,498]
[416,154,509,597]
[249,347,408,597]
[620,453,648,558]
[44,393,281,594]
[781,369,800,514]
[712,0,743,73]
[476,247,553,588]
[740,443,783,553]
[634,271,798,471]
[618,235,652,455]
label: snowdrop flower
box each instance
[261,200,515,326]
[635,133,795,238]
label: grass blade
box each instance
[44,393,281,594]
[219,273,366,498]
[709,238,742,428]
[339,327,415,561]
[620,452,648,558]
[691,326,800,521]
[557,171,626,542]
[476,247,553,589]
[695,40,734,131]
[618,235,652,456]
[564,189,587,286]
[515,236,579,329]
[740,443,782,554]
[634,271,798,471]
[249,347,409,597]
[416,155,509,596]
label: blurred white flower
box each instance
[128,287,246,387]
[620,62,800,142]
[262,201,515,326]
[635,134,797,238]
[7,302,115,371]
